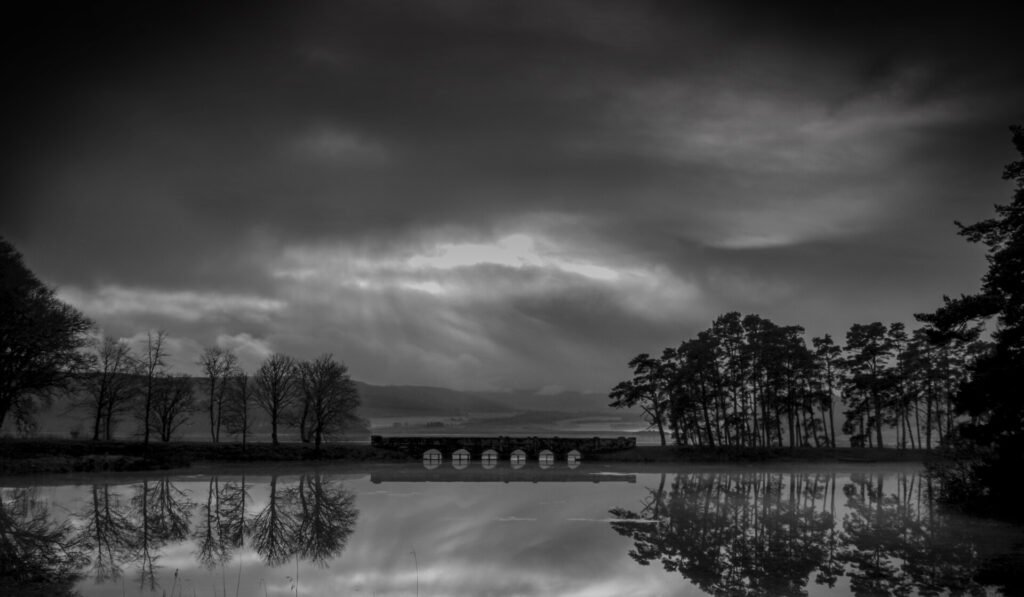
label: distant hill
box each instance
[356,382,612,418]
[2,379,616,439]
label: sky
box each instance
[3,1,1023,393]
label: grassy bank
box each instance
[587,445,939,463]
[0,438,942,475]
[0,438,412,475]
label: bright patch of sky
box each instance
[408,234,620,281]
[58,286,286,322]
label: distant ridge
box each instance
[356,382,611,418]
[3,377,616,437]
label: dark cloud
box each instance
[2,1,1022,390]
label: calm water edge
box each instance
[3,462,1023,596]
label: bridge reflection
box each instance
[371,468,635,483]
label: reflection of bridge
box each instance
[370,435,636,459]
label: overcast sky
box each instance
[3,1,1023,393]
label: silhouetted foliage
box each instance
[139,330,168,446]
[615,311,986,450]
[609,352,673,446]
[223,370,255,450]
[77,336,140,441]
[147,373,198,442]
[0,237,93,432]
[916,125,1024,515]
[253,353,299,446]
[198,346,239,443]
[296,354,363,451]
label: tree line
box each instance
[74,332,362,449]
[611,313,986,449]
[0,237,360,449]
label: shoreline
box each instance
[0,438,941,476]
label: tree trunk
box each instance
[208,377,217,443]
[143,384,152,445]
[93,404,103,441]
[873,390,884,448]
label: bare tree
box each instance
[140,330,169,445]
[149,374,197,442]
[198,347,239,443]
[223,370,255,451]
[296,355,362,452]
[78,336,139,441]
[253,353,297,446]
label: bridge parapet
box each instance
[370,435,635,459]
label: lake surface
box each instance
[2,462,1022,596]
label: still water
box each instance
[2,462,1022,596]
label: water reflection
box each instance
[1,488,88,595]
[452,448,470,470]
[3,467,1023,596]
[1,473,357,594]
[423,448,442,469]
[250,475,358,567]
[610,471,1024,596]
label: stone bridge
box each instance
[370,435,635,459]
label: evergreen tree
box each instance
[916,125,1024,514]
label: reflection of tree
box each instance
[78,484,136,583]
[250,474,358,568]
[0,489,88,595]
[838,474,913,596]
[838,472,1024,597]
[290,474,358,567]
[612,471,1024,596]
[193,477,232,569]
[131,478,193,590]
[250,476,299,566]
[191,475,251,570]
[218,476,251,551]
[611,472,841,597]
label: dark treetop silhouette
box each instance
[0,237,92,432]
[915,124,1024,515]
